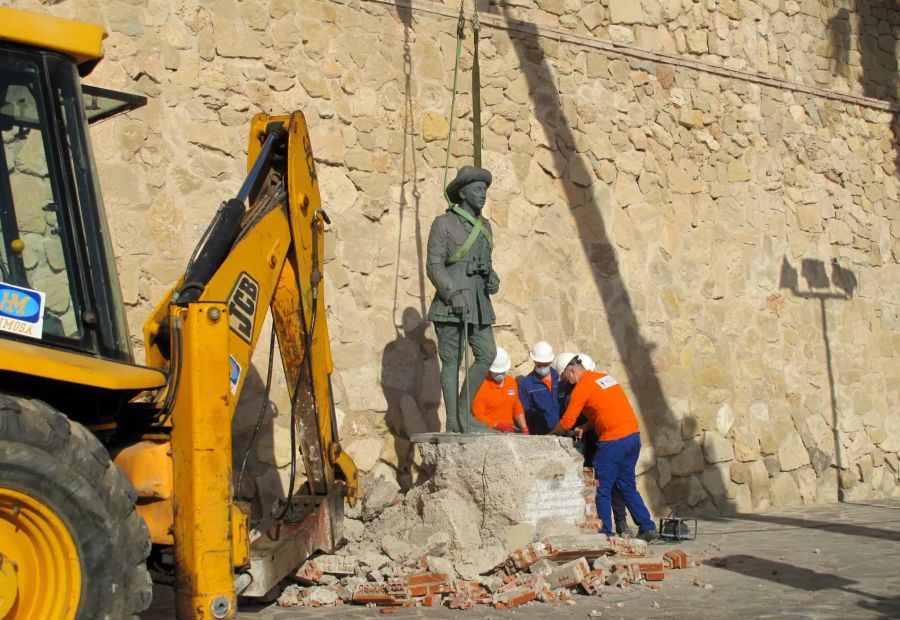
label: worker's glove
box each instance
[485,270,500,295]
[450,291,467,316]
[495,422,516,433]
[518,425,530,435]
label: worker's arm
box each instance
[550,381,589,435]
[513,389,527,433]
[514,413,528,433]
[572,420,593,439]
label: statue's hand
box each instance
[450,291,467,316]
[485,270,500,295]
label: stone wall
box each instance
[9,0,899,516]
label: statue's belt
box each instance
[446,206,493,265]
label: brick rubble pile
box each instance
[277,464,696,611]
[276,532,694,611]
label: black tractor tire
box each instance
[0,393,152,619]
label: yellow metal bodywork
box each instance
[114,441,175,545]
[0,488,80,620]
[169,303,236,620]
[0,8,104,66]
[0,338,166,393]
[137,112,356,617]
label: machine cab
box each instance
[0,9,145,364]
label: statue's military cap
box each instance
[445,165,492,204]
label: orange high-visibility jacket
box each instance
[472,374,524,429]
[559,370,639,441]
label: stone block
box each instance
[670,441,704,476]
[770,473,802,506]
[609,0,646,24]
[733,425,761,462]
[778,433,811,471]
[703,431,735,464]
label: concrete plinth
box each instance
[413,434,588,549]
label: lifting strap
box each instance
[443,3,484,202]
[471,8,482,168]
[446,205,492,265]
[443,4,466,205]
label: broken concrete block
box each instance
[420,555,455,577]
[362,476,400,521]
[610,535,649,557]
[528,558,558,576]
[415,435,588,548]
[480,574,505,593]
[312,554,357,575]
[452,544,506,580]
[543,534,614,560]
[546,557,591,588]
[306,586,338,606]
[381,535,414,563]
[277,583,304,606]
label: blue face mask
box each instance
[491,372,505,383]
[534,366,550,377]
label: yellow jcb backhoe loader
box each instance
[0,8,358,619]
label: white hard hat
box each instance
[530,340,555,363]
[553,352,578,375]
[490,347,511,373]
[578,353,596,371]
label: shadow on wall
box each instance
[232,363,288,519]
[779,257,857,503]
[494,5,674,517]
[393,0,427,322]
[381,307,442,487]
[829,1,899,173]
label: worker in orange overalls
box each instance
[549,353,656,542]
[471,347,528,433]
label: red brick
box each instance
[638,561,665,573]
[538,583,557,603]
[644,571,665,581]
[294,559,324,585]
[406,572,451,587]
[580,574,605,595]
[664,549,688,570]
[493,586,538,609]
[353,592,396,605]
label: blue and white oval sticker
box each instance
[0,282,46,339]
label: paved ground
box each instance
[145,498,900,619]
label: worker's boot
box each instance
[637,528,658,543]
[615,522,635,538]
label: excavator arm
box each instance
[134,112,358,618]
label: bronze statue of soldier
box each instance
[426,166,500,433]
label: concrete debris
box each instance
[278,543,697,609]
[362,476,400,522]
[276,436,697,609]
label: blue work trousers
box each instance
[592,432,655,536]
